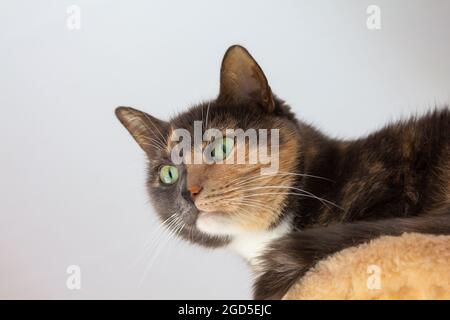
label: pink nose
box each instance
[188,185,203,199]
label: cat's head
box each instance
[116,45,300,247]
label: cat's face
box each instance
[116,46,300,247]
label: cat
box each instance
[115,45,450,299]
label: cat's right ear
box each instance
[115,106,168,156]
[218,45,275,112]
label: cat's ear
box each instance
[218,45,275,112]
[115,106,168,156]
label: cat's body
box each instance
[116,45,450,299]
[291,109,450,227]
[253,106,450,298]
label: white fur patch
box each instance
[196,212,242,236]
[196,212,293,268]
[229,218,293,268]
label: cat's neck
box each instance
[228,216,293,269]
[226,122,332,267]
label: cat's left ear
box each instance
[218,45,275,112]
[115,106,168,157]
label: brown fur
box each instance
[187,119,299,231]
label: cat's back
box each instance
[371,108,450,177]
[362,107,449,156]
[334,107,450,220]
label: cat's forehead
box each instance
[169,102,270,132]
[165,103,262,153]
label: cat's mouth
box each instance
[195,211,236,236]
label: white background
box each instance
[1,0,449,299]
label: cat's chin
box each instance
[196,211,239,237]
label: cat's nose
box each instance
[188,185,203,199]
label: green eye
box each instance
[211,137,234,161]
[159,165,179,184]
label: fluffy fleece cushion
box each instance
[283,233,450,300]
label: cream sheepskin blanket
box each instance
[283,233,450,300]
